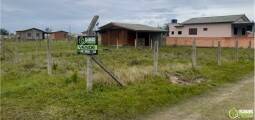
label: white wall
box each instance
[169,23,232,37]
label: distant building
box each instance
[167,14,254,48]
[97,22,166,47]
[50,31,68,40]
[169,14,254,37]
[16,28,45,40]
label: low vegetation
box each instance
[1,40,254,120]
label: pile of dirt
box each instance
[165,69,205,85]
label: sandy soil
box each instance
[142,76,254,120]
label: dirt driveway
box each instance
[142,76,254,120]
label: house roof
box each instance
[182,14,250,25]
[99,22,166,32]
[16,28,45,32]
[52,30,68,33]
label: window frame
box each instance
[233,27,238,35]
[36,33,40,37]
[27,33,32,37]
[189,28,197,35]
[178,31,182,35]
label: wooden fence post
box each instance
[150,39,153,49]
[14,36,18,63]
[153,40,159,75]
[116,33,119,49]
[0,38,5,59]
[135,32,138,48]
[192,38,197,68]
[86,56,93,92]
[217,41,221,65]
[149,34,152,49]
[47,37,52,75]
[235,38,239,62]
[248,40,252,49]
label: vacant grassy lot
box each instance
[1,40,254,120]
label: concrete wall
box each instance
[166,37,254,48]
[169,23,232,37]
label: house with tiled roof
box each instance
[167,14,254,48]
[16,28,45,40]
[98,22,167,47]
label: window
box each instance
[36,33,40,37]
[27,33,31,37]
[247,25,252,31]
[189,28,197,35]
[234,27,238,35]
[171,31,174,35]
[241,28,246,35]
[203,28,208,31]
[178,31,182,35]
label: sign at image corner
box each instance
[77,36,98,55]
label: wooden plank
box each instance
[91,56,124,86]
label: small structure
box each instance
[50,31,68,40]
[97,22,166,47]
[167,14,254,48]
[16,28,45,40]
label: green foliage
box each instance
[0,28,9,35]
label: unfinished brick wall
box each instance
[166,37,254,48]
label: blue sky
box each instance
[1,0,254,33]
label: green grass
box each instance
[1,40,254,120]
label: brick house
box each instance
[50,31,68,40]
[16,28,45,40]
[98,22,166,47]
[167,14,254,48]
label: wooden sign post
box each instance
[86,56,93,91]
[77,36,98,92]
[77,36,123,92]
[153,40,159,75]
[192,38,197,68]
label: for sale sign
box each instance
[77,36,98,55]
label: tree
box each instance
[45,27,52,33]
[0,28,9,35]
[162,23,169,31]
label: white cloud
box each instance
[2,0,254,33]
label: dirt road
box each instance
[143,76,254,120]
